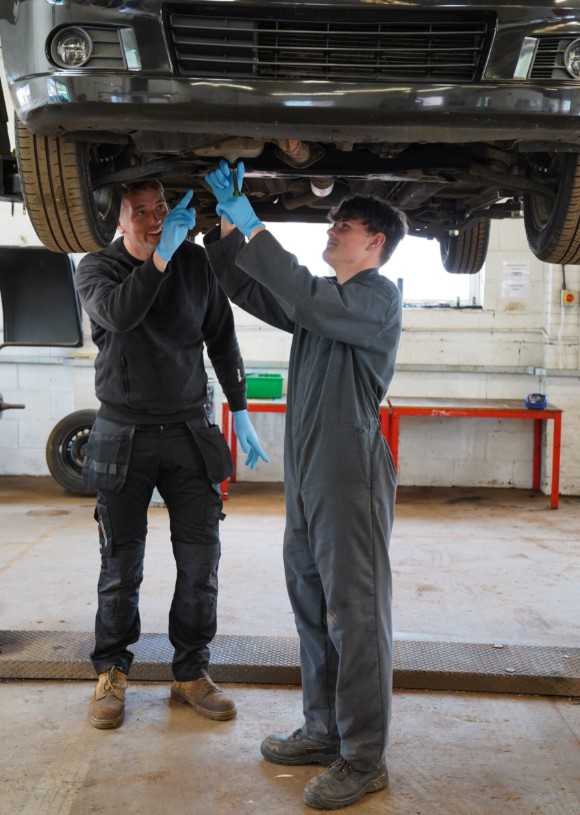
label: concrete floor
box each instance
[1,477,579,814]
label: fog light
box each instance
[564,39,580,79]
[51,27,93,68]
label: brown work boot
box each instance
[88,666,127,730]
[171,675,237,721]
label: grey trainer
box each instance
[171,675,236,721]
[261,728,340,766]
[304,757,389,809]
[88,666,127,730]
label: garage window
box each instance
[385,233,483,309]
[266,222,483,309]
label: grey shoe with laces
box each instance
[261,728,340,766]
[304,757,389,809]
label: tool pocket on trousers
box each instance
[94,500,114,557]
[82,418,135,494]
[207,487,225,531]
[187,422,233,483]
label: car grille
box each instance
[529,37,578,80]
[167,7,494,83]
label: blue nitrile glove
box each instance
[233,409,269,470]
[216,194,264,238]
[204,159,245,202]
[156,189,196,261]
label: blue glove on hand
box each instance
[233,409,269,470]
[157,189,196,261]
[216,194,264,238]
[204,159,245,202]
[205,158,263,237]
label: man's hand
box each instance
[156,189,196,262]
[205,159,264,237]
[217,195,264,238]
[233,410,269,469]
[205,159,245,202]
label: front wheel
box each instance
[46,410,97,495]
[524,152,580,264]
[16,120,120,253]
[439,219,490,275]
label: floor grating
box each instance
[0,631,578,696]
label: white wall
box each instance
[1,203,580,495]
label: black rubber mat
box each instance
[0,631,578,696]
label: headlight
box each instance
[564,39,580,79]
[50,28,93,69]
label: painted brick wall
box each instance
[1,205,579,495]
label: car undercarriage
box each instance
[4,0,580,273]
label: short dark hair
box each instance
[120,179,165,200]
[328,195,408,265]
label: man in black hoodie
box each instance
[75,180,268,730]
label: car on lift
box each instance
[1,0,580,274]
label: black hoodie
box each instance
[75,237,247,423]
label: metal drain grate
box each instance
[0,631,578,696]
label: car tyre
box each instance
[16,120,119,253]
[46,409,97,495]
[524,152,580,265]
[439,218,490,274]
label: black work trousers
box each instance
[89,418,223,681]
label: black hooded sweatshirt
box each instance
[75,237,247,424]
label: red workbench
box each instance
[221,396,563,508]
[387,397,563,509]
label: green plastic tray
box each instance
[246,373,283,398]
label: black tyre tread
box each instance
[46,409,97,495]
[524,154,580,264]
[16,121,117,253]
[440,219,490,275]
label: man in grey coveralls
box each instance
[204,160,407,810]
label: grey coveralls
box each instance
[206,228,402,772]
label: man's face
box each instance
[322,217,382,272]
[118,187,169,260]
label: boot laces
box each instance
[329,757,351,778]
[102,666,125,699]
[198,675,221,695]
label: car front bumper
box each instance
[3,0,580,146]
